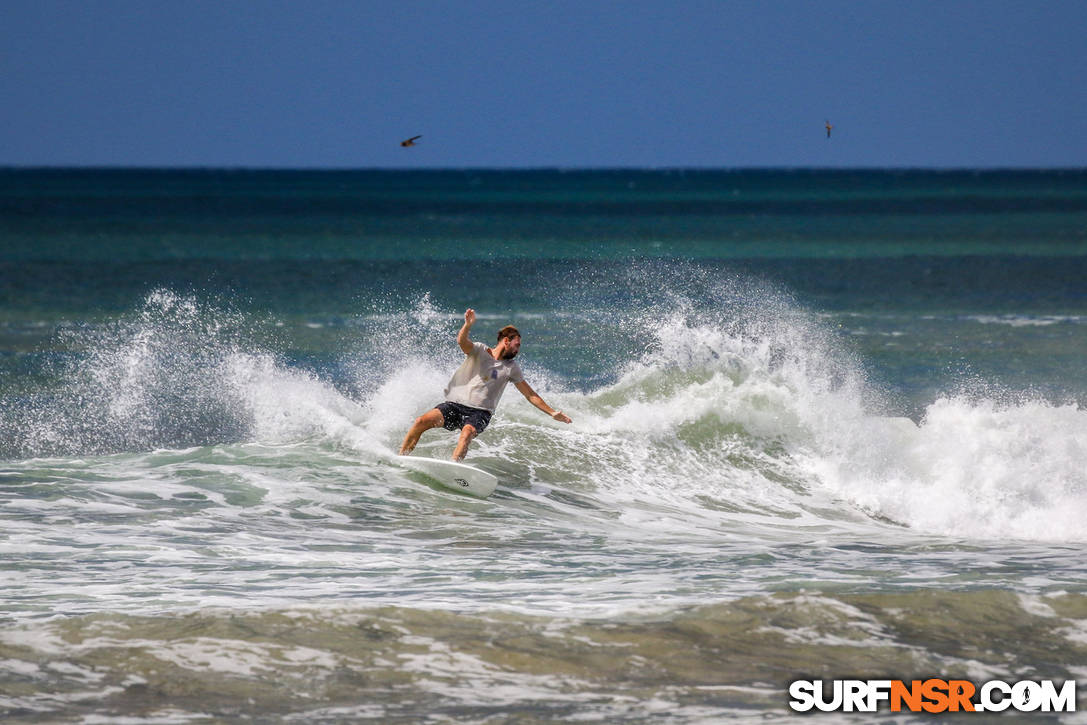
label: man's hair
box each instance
[497,325,520,343]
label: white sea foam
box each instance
[966,314,1085,327]
[807,395,1087,542]
[336,285,1087,545]
[7,279,1085,625]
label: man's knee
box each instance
[461,424,477,438]
[416,410,443,429]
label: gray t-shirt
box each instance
[444,341,525,412]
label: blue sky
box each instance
[2,0,1085,168]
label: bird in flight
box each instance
[400,135,422,147]
[825,120,833,139]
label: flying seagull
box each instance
[825,120,832,139]
[400,135,422,147]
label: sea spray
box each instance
[356,267,1087,544]
[350,268,885,534]
[1,290,375,458]
[6,272,1084,548]
[535,266,875,523]
[808,394,1087,542]
[344,293,467,441]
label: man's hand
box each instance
[551,410,572,424]
[457,308,476,355]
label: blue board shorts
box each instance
[436,401,492,434]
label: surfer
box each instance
[399,308,572,461]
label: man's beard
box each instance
[501,350,518,360]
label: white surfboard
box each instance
[396,455,498,498]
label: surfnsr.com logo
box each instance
[789,679,1076,713]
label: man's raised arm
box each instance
[457,308,477,355]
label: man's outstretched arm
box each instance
[514,380,572,423]
[457,308,476,355]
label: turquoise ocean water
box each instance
[1,169,1086,722]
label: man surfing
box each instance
[399,308,572,461]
